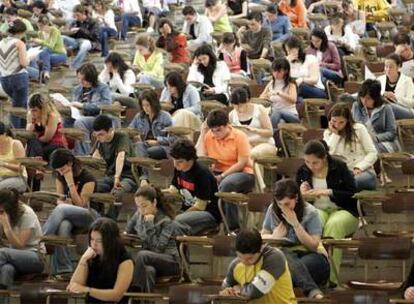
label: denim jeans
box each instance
[218,172,255,231]
[298,83,327,99]
[120,14,141,39]
[43,204,99,274]
[0,248,44,287]
[320,67,343,86]
[270,109,300,130]
[0,176,26,193]
[132,250,180,292]
[355,170,377,191]
[1,72,28,128]
[63,36,92,70]
[282,249,330,297]
[99,27,117,57]
[135,143,168,181]
[139,74,164,88]
[38,47,68,72]
[390,103,414,120]
[96,176,137,219]
[73,116,121,155]
[175,211,218,236]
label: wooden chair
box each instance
[376,44,396,60]
[378,152,412,190]
[216,192,249,234]
[128,157,174,188]
[397,119,414,153]
[200,100,229,118]
[11,157,48,192]
[291,28,311,47]
[343,56,365,82]
[274,157,304,179]
[359,38,380,61]
[401,158,414,189]
[43,288,86,304]
[344,81,363,94]
[125,292,168,303]
[373,192,414,238]
[347,237,411,292]
[278,123,307,157]
[11,129,35,145]
[388,7,408,25]
[253,155,282,191]
[303,98,331,128]
[303,128,324,144]
[326,80,344,103]
[307,13,328,28]
[376,22,395,42]
[169,284,222,304]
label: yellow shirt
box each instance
[225,246,297,304]
[0,139,17,177]
[132,50,164,82]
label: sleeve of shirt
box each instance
[304,207,323,236]
[262,204,275,232]
[222,259,239,288]
[240,249,286,299]
[375,105,397,143]
[235,131,252,158]
[184,85,201,115]
[160,87,171,102]
[116,133,132,155]
[126,213,139,234]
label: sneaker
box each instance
[146,27,154,33]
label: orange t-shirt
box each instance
[279,0,307,28]
[204,127,254,174]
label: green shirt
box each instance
[97,131,136,179]
[38,26,66,55]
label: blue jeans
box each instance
[133,250,180,292]
[43,204,99,274]
[96,176,137,219]
[135,143,168,181]
[63,36,92,70]
[38,47,68,72]
[270,109,300,130]
[298,83,327,99]
[1,72,28,128]
[320,67,343,86]
[73,116,121,155]
[282,249,330,297]
[175,211,218,236]
[355,170,377,191]
[0,248,44,287]
[139,74,164,88]
[390,103,414,120]
[99,27,117,57]
[120,14,141,39]
[218,172,255,231]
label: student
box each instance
[262,4,291,42]
[352,79,400,153]
[378,53,414,120]
[284,35,327,99]
[238,12,273,60]
[393,33,414,79]
[352,0,389,30]
[127,185,186,292]
[0,19,29,128]
[296,140,358,285]
[220,229,296,304]
[67,218,134,303]
[227,0,248,20]
[156,18,190,64]
[187,44,231,105]
[218,32,249,78]
[0,7,34,33]
[63,5,100,70]
[170,139,221,235]
[262,179,329,299]
[129,90,173,187]
[71,63,112,155]
[92,0,117,57]
[116,0,142,40]
[43,149,98,276]
[0,189,44,289]
[205,0,232,33]
[0,122,26,193]
[181,5,214,52]
[133,34,164,89]
[98,52,136,100]
[196,109,255,231]
[324,103,378,191]
[324,13,359,55]
[26,93,68,191]
[278,0,307,29]
[92,115,137,216]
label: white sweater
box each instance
[98,68,136,96]
[323,123,378,172]
[378,73,414,109]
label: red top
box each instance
[171,34,190,64]
[34,121,68,148]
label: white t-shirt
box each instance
[290,54,325,90]
[312,177,338,211]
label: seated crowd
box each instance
[0,0,412,302]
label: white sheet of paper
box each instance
[70,107,82,119]
[50,93,71,107]
[27,46,42,61]
[401,59,414,79]
[365,65,376,80]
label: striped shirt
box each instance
[0,37,26,77]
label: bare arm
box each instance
[39,113,59,143]
[16,40,29,67]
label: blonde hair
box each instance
[28,93,61,126]
[135,33,157,53]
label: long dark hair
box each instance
[104,52,130,80]
[358,79,384,108]
[88,218,125,273]
[165,72,187,100]
[271,57,295,89]
[328,102,356,146]
[283,36,306,63]
[0,189,25,228]
[303,139,329,159]
[273,179,304,224]
[138,89,161,118]
[194,44,217,77]
[310,28,329,52]
[50,148,83,177]
[135,185,176,219]
[0,122,14,138]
